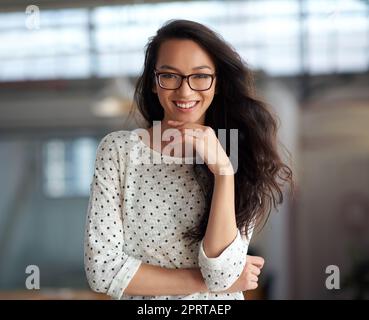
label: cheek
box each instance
[156,89,171,108]
[203,91,215,105]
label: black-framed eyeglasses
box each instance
[154,70,216,91]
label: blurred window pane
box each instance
[0,0,368,81]
[43,138,98,198]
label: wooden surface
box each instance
[0,290,110,300]
[0,289,264,300]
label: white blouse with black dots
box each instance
[84,129,254,300]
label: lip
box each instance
[172,100,200,112]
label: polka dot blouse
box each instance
[84,130,254,300]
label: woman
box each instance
[84,19,292,300]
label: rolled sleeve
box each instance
[84,132,142,300]
[198,228,253,292]
[107,256,142,299]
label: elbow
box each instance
[85,266,109,294]
[199,253,247,292]
[86,273,104,294]
[201,265,245,292]
[88,279,102,294]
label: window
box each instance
[0,0,368,80]
[43,137,98,197]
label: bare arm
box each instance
[198,172,251,293]
[124,264,207,296]
[203,174,238,258]
[124,258,264,297]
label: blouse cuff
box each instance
[198,230,246,269]
[198,230,248,292]
[107,256,142,300]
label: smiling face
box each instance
[153,39,216,125]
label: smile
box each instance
[173,100,199,111]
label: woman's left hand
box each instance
[167,120,234,176]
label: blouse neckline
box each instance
[131,129,195,162]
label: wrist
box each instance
[213,163,235,176]
[189,268,208,294]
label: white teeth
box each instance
[174,101,197,109]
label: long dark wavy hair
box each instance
[130,19,293,245]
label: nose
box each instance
[176,77,193,96]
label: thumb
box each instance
[247,255,265,269]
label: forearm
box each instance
[203,174,238,258]
[124,263,208,296]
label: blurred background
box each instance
[0,0,368,300]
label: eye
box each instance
[160,73,178,79]
[192,74,211,79]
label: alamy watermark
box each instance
[25,5,40,30]
[325,265,340,290]
[129,121,239,175]
[25,265,40,290]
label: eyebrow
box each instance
[158,65,213,72]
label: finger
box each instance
[250,265,261,276]
[248,274,258,282]
[172,129,204,144]
[257,257,265,269]
[168,121,205,131]
[167,120,184,126]
[165,133,198,150]
[182,128,205,139]
[247,256,265,268]
[243,262,260,275]
[247,281,258,290]
[162,128,183,139]
[167,134,185,145]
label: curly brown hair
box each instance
[130,19,293,245]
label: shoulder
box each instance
[97,130,142,150]
[96,129,147,161]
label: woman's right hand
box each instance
[220,255,265,293]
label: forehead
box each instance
[156,39,215,70]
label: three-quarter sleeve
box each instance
[198,226,254,292]
[84,133,142,300]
